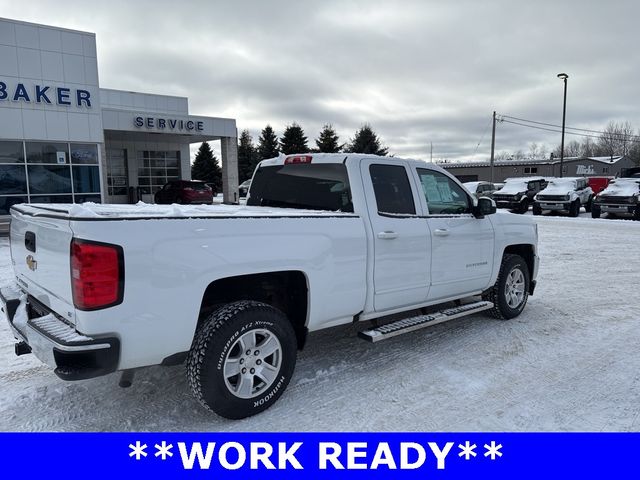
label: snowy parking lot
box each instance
[1,213,639,432]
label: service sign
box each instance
[134,115,205,133]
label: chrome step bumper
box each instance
[1,285,120,380]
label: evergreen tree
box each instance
[345,124,389,156]
[315,124,343,153]
[257,124,280,160]
[191,141,222,191]
[279,123,309,155]
[237,129,258,182]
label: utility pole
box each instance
[430,142,433,162]
[490,111,496,183]
[557,73,569,178]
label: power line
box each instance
[499,114,640,141]
[471,114,493,160]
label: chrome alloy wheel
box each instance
[504,268,526,309]
[223,329,282,399]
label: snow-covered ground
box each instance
[1,214,639,431]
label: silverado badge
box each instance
[26,255,37,272]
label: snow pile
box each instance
[541,178,578,195]
[497,181,528,194]
[598,179,640,197]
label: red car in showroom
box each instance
[154,180,214,204]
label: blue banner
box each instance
[0,433,635,478]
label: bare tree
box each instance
[528,142,540,159]
[581,137,596,157]
[539,144,548,160]
[598,120,635,157]
[565,140,581,157]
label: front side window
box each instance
[369,164,416,215]
[417,169,470,215]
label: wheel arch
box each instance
[197,271,310,350]
[502,244,535,292]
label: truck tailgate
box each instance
[10,207,76,324]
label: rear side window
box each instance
[369,164,416,215]
[247,163,353,212]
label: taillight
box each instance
[284,155,312,164]
[71,239,124,310]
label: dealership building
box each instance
[0,17,238,229]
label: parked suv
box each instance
[533,177,593,217]
[492,177,547,214]
[463,181,497,199]
[154,180,213,204]
[592,178,640,219]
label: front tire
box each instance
[187,301,297,419]
[591,205,601,219]
[585,196,593,213]
[518,199,530,214]
[569,199,580,217]
[483,254,530,320]
[532,203,542,216]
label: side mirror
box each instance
[473,197,496,218]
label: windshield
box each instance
[247,163,353,212]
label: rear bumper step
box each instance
[1,285,120,381]
[358,300,494,343]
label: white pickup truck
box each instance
[1,153,539,419]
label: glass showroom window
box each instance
[70,144,101,203]
[137,150,180,194]
[0,141,27,215]
[106,148,129,196]
[23,141,101,205]
[26,142,72,203]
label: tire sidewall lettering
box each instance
[253,374,286,408]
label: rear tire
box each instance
[483,254,530,320]
[187,301,297,419]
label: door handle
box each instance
[377,231,398,240]
[434,229,450,237]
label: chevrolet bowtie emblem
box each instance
[26,255,37,272]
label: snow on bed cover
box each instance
[599,179,640,197]
[27,201,356,219]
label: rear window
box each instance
[247,164,353,212]
[187,182,209,190]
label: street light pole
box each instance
[557,73,568,178]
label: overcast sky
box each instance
[2,0,639,162]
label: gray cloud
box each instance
[3,0,640,161]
